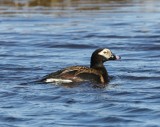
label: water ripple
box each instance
[0,0,160,127]
[39,43,97,49]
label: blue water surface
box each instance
[0,0,160,127]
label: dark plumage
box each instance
[40,48,121,85]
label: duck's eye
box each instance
[104,51,107,54]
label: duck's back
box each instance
[40,66,105,84]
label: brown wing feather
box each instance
[41,66,104,83]
[64,66,104,83]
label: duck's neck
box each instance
[90,62,109,83]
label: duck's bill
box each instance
[115,55,121,60]
[109,54,121,60]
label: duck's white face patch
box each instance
[98,49,112,59]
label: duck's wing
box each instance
[74,68,104,84]
[40,66,88,82]
[64,66,105,83]
[40,69,64,82]
[40,66,104,84]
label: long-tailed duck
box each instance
[40,48,121,85]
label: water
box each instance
[0,0,160,126]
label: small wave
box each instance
[93,116,139,123]
[127,107,153,114]
[84,34,130,39]
[120,75,160,81]
[0,115,31,123]
[0,41,18,46]
[39,43,97,49]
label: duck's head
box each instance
[90,48,121,68]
